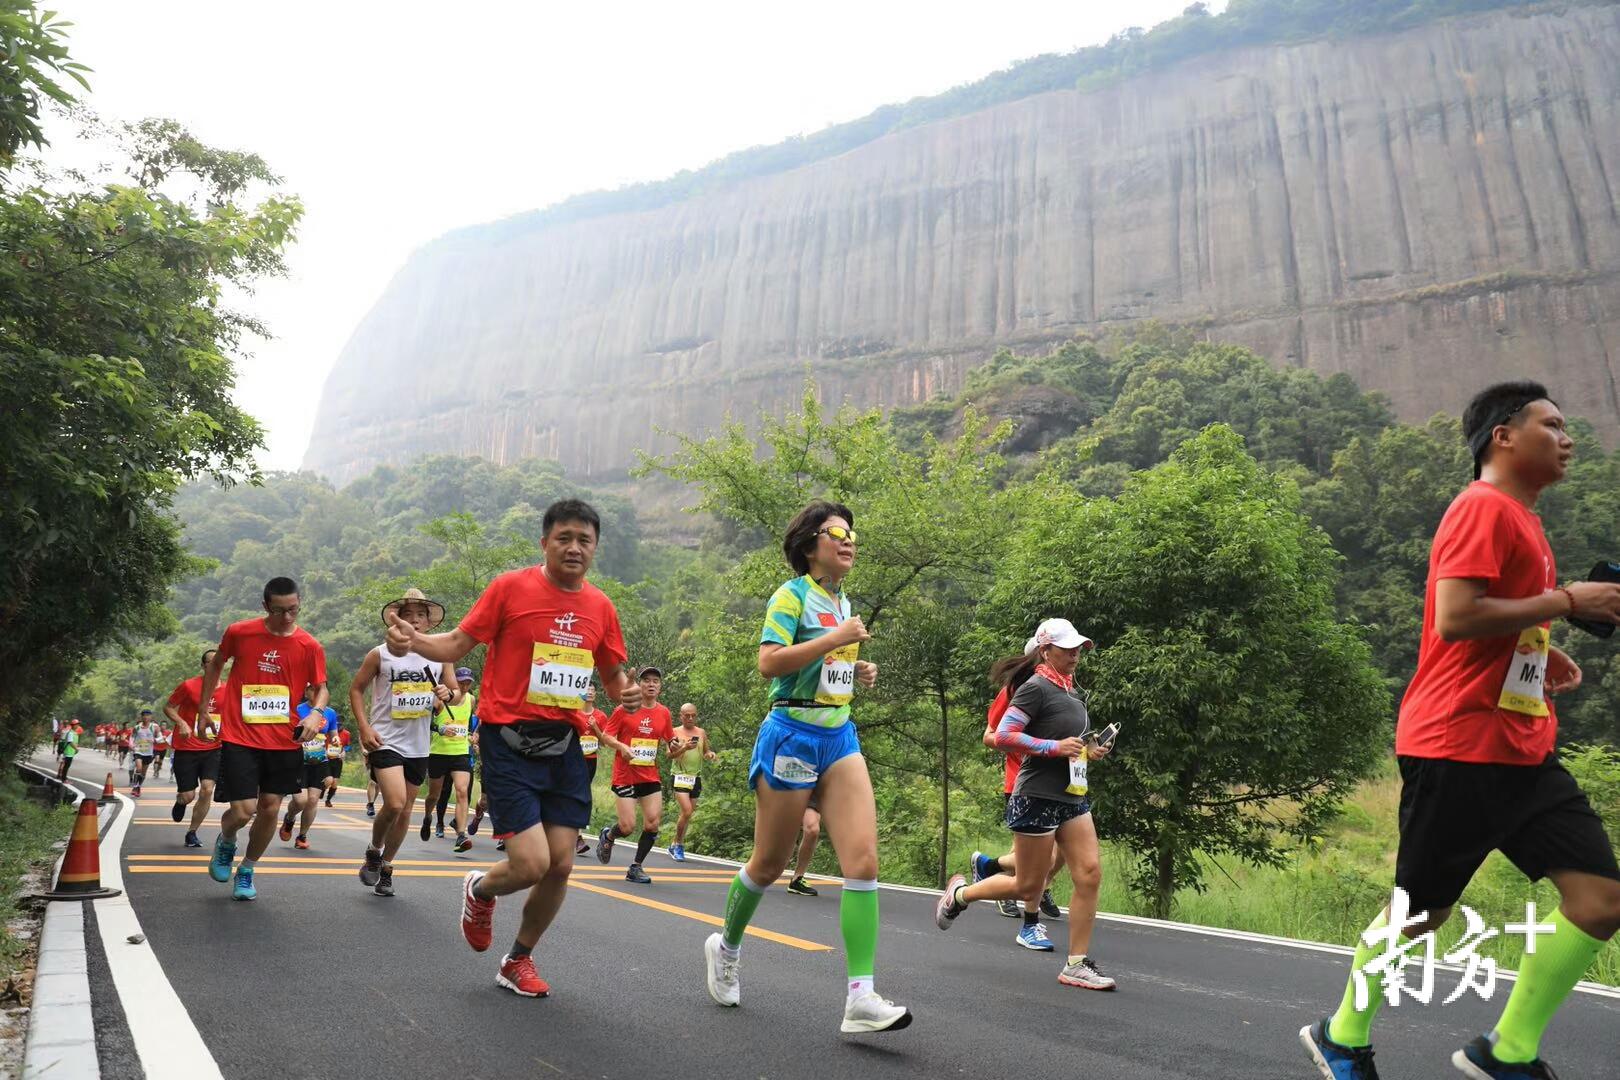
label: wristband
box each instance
[1556,585,1577,617]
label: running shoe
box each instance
[1058,955,1116,990]
[279,815,294,842]
[469,807,483,834]
[232,864,256,901]
[840,991,912,1034]
[208,834,236,882]
[970,850,999,883]
[435,824,445,839]
[496,954,549,998]
[171,800,185,823]
[703,932,740,1007]
[359,846,383,887]
[1299,1017,1381,1080]
[420,817,432,842]
[1451,1036,1556,1080]
[1016,923,1055,951]
[935,873,967,929]
[294,835,309,850]
[323,793,333,808]
[1040,890,1063,919]
[496,839,505,852]
[184,830,202,849]
[366,802,375,817]
[670,843,685,862]
[596,825,615,864]
[786,876,818,897]
[460,871,494,952]
[374,862,395,897]
[574,837,590,856]
[997,899,1021,918]
[453,834,473,853]
[130,784,141,798]
[625,864,653,884]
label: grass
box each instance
[0,776,79,983]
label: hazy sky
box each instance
[50,1,1210,473]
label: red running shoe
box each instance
[496,953,548,998]
[461,871,495,952]
[294,835,310,850]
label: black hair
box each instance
[1463,380,1556,478]
[542,498,601,540]
[200,648,217,668]
[783,500,855,577]
[989,652,1040,695]
[263,577,299,603]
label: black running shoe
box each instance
[171,800,185,823]
[596,825,614,864]
[625,864,652,885]
[374,862,395,897]
[359,846,382,887]
[1452,1035,1557,1080]
[1040,890,1062,919]
[786,876,818,897]
[420,816,432,842]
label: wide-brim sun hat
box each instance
[381,587,446,630]
[1031,617,1095,652]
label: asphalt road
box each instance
[39,747,1620,1080]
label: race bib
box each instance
[527,643,593,709]
[630,738,659,767]
[242,685,290,724]
[1066,754,1089,797]
[302,736,327,762]
[578,735,599,756]
[391,681,435,721]
[326,739,343,760]
[772,754,818,785]
[673,773,697,792]
[441,720,468,740]
[1499,625,1551,717]
[203,712,222,741]
[815,643,859,706]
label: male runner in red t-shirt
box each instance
[593,666,674,884]
[1303,381,1620,1080]
[165,648,229,848]
[570,683,609,856]
[385,499,643,997]
[197,576,329,901]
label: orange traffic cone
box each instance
[39,798,121,901]
[99,772,115,804]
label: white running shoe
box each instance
[1058,954,1117,990]
[840,991,912,1034]
[703,932,740,1007]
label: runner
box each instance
[1301,381,1620,1080]
[165,649,227,848]
[94,724,107,754]
[350,587,461,897]
[152,722,170,779]
[572,683,606,856]
[197,576,330,901]
[594,667,674,884]
[785,799,821,896]
[934,618,1117,991]
[116,723,131,771]
[323,718,345,806]
[384,498,642,998]
[129,711,157,795]
[667,702,715,862]
[281,697,341,850]
[56,722,77,782]
[701,500,911,1033]
[420,665,478,853]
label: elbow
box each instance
[1434,614,1466,643]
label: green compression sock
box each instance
[841,879,879,981]
[1491,909,1605,1063]
[721,869,765,950]
[1329,911,1388,1047]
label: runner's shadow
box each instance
[839,1040,910,1063]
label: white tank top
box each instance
[368,646,442,758]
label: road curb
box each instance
[22,901,100,1080]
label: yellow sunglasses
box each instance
[818,525,858,544]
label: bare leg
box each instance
[1054,813,1102,956]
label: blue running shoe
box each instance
[1300,1017,1380,1079]
[232,864,256,901]
[208,834,236,882]
[1452,1036,1558,1080]
[670,843,685,862]
[1016,922,1054,951]
[183,830,202,848]
[970,850,998,883]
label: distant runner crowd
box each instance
[46,380,1620,1077]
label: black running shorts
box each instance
[611,781,663,800]
[1395,754,1620,913]
[300,759,330,791]
[367,748,427,787]
[428,753,472,780]
[171,747,220,794]
[215,743,303,802]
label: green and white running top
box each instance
[760,575,858,729]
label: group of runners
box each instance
[51,379,1620,1076]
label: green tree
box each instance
[978,426,1391,917]
[0,1,88,168]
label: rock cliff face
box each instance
[306,5,1620,484]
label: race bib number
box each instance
[302,736,327,762]
[578,735,599,756]
[1499,625,1551,717]
[242,685,290,724]
[326,740,343,760]
[1066,754,1089,797]
[391,681,435,721]
[815,643,859,706]
[527,643,593,709]
[772,754,818,785]
[204,712,222,741]
[440,720,468,740]
[673,773,698,792]
[630,738,659,767]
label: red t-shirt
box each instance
[167,676,228,753]
[986,686,1021,794]
[578,708,608,759]
[605,703,674,786]
[339,728,352,749]
[457,566,627,732]
[214,618,328,751]
[1396,482,1559,766]
[119,728,132,746]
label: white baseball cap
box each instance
[1029,618,1094,652]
